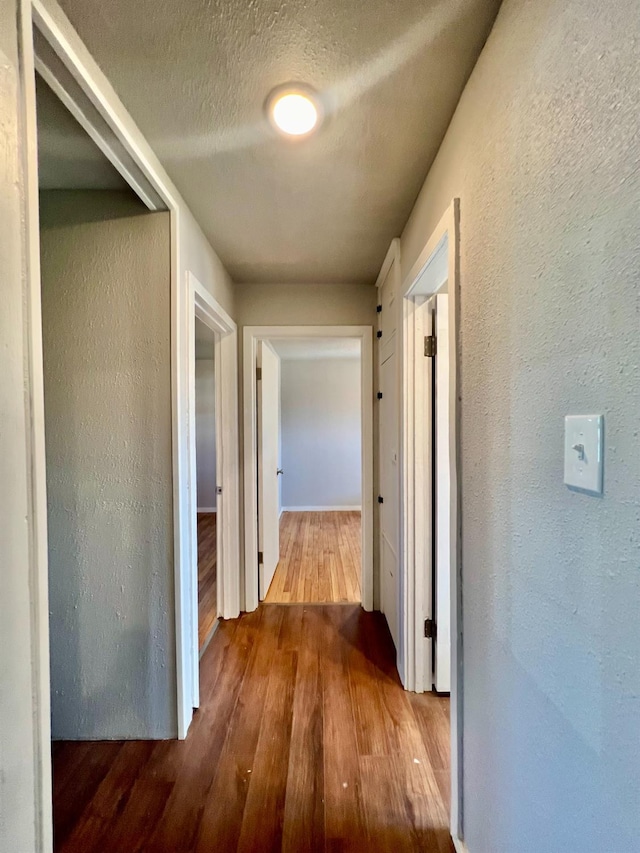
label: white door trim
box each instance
[243,325,374,613]
[186,272,241,709]
[19,2,53,849]
[401,199,462,843]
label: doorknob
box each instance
[277,468,284,476]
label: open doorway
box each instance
[36,63,174,758]
[256,337,363,604]
[194,318,219,653]
[399,200,461,842]
[243,326,374,613]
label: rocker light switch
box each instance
[564,415,604,495]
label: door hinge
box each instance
[256,366,262,381]
[377,495,384,504]
[377,330,383,339]
[376,304,382,313]
[424,334,437,357]
[377,391,383,400]
[424,618,437,640]
[258,551,263,564]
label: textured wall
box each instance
[196,358,217,510]
[400,0,640,850]
[281,358,361,509]
[236,282,376,327]
[40,190,175,739]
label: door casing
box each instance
[243,326,374,614]
[256,340,281,599]
[400,199,462,843]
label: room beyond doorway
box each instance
[265,510,362,603]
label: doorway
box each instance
[194,318,219,653]
[255,337,363,604]
[243,326,374,613]
[36,70,174,748]
[401,200,461,842]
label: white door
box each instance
[257,341,281,599]
[433,293,451,692]
[378,267,400,652]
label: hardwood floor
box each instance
[265,511,361,603]
[52,605,452,853]
[197,513,217,650]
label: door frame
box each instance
[23,0,242,770]
[186,272,240,709]
[256,340,282,600]
[243,325,374,612]
[401,199,462,843]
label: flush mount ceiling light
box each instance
[265,84,323,138]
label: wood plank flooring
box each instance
[265,511,361,603]
[52,605,452,853]
[197,513,217,649]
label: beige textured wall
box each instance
[182,205,236,317]
[236,282,376,327]
[400,1,640,850]
[40,190,176,739]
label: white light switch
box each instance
[564,415,604,495]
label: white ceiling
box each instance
[57,0,500,283]
[36,73,129,190]
[271,338,360,361]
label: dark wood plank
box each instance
[52,605,452,853]
[197,512,217,648]
[194,606,285,852]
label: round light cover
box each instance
[266,85,322,138]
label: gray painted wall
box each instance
[400,1,640,850]
[196,358,217,510]
[40,190,175,739]
[281,358,361,509]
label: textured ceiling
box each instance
[36,73,129,190]
[271,337,361,361]
[58,0,501,283]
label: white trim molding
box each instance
[243,326,374,613]
[19,1,53,849]
[402,199,462,843]
[197,507,218,514]
[184,273,241,717]
[452,837,470,853]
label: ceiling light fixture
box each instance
[265,84,322,138]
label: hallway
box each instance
[52,605,452,852]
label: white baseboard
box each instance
[197,507,217,513]
[452,837,469,853]
[281,505,362,512]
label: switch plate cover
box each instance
[564,415,604,495]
